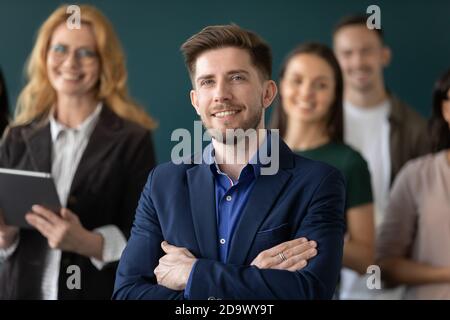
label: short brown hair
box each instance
[180,24,272,82]
[333,15,384,44]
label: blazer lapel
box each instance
[22,121,52,173]
[70,106,121,195]
[227,136,294,264]
[187,164,219,261]
[226,170,291,264]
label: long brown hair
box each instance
[14,4,156,129]
[429,68,450,152]
[269,42,343,142]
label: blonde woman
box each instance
[0,5,156,299]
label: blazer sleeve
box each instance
[112,167,185,300]
[0,127,11,167]
[186,169,346,299]
[376,162,417,261]
[113,166,345,300]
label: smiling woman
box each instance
[13,5,156,129]
[270,43,375,298]
[377,69,450,299]
[45,23,101,109]
[0,4,156,300]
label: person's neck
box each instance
[447,149,450,166]
[212,129,266,181]
[54,93,98,128]
[345,81,388,108]
[284,119,330,151]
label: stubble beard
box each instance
[202,105,263,146]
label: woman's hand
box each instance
[25,205,103,259]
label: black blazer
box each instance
[0,106,156,299]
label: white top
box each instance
[340,99,404,299]
[0,103,127,299]
[344,100,391,228]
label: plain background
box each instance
[1,0,449,163]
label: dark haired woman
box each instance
[270,43,375,298]
[377,69,450,299]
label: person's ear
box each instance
[381,46,392,67]
[190,89,201,116]
[262,80,278,109]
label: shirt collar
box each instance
[49,102,103,143]
[208,130,271,180]
[344,99,391,118]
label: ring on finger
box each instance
[278,251,288,262]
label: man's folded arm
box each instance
[186,169,346,300]
[112,169,185,300]
[113,168,345,300]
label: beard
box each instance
[347,66,376,92]
[201,103,263,145]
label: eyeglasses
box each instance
[48,44,98,65]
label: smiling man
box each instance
[332,15,429,299]
[113,24,346,300]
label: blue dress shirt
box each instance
[185,132,270,298]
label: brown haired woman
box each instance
[270,43,375,298]
[377,69,450,299]
[0,5,156,299]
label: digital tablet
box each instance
[0,168,61,229]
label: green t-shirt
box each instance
[296,142,373,209]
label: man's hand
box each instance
[25,205,103,259]
[154,241,197,291]
[0,211,19,249]
[251,237,317,271]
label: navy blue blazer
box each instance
[113,137,346,300]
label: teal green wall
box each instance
[1,0,449,163]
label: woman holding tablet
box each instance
[0,5,156,299]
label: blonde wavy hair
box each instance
[14,4,156,129]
